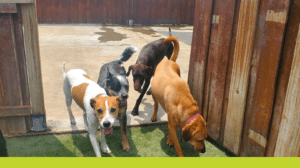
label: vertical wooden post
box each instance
[188,0,214,117]
[223,0,260,154]
[274,24,300,157]
[20,0,46,131]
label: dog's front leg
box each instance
[88,129,102,157]
[131,77,151,116]
[87,112,102,157]
[100,128,111,154]
[119,112,131,151]
[168,123,184,157]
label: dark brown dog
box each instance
[127,35,174,116]
[151,36,207,157]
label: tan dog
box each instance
[151,36,207,157]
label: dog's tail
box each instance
[62,61,66,76]
[116,46,138,64]
[164,36,179,62]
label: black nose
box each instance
[122,94,128,100]
[103,121,110,128]
[200,147,206,153]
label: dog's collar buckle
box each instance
[185,113,200,125]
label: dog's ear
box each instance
[182,123,197,141]
[126,65,133,76]
[90,99,96,109]
[145,66,153,78]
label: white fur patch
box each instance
[117,75,128,85]
[100,100,115,128]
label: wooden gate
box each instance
[189,0,300,157]
[0,0,46,137]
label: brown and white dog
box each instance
[62,62,121,157]
[150,36,207,157]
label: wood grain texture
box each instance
[274,24,300,157]
[0,3,17,13]
[0,14,23,106]
[35,0,196,25]
[0,106,31,117]
[266,0,300,157]
[203,0,236,140]
[188,0,214,117]
[20,2,45,115]
[240,0,290,157]
[223,0,260,154]
[0,0,33,3]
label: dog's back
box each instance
[151,36,193,111]
[137,38,173,66]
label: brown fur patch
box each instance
[71,83,89,110]
[83,74,90,79]
[91,95,121,121]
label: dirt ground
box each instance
[38,24,193,133]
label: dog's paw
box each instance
[146,90,152,95]
[167,136,174,147]
[151,115,157,122]
[70,119,76,125]
[123,145,131,152]
[131,108,139,116]
[102,145,111,154]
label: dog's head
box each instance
[105,67,129,105]
[182,115,207,153]
[126,63,152,93]
[90,94,121,136]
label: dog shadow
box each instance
[140,124,200,157]
[70,125,140,157]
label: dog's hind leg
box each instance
[151,94,158,122]
[63,78,76,125]
[100,128,111,154]
[83,111,88,131]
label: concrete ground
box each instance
[38,24,193,133]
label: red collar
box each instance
[185,113,201,125]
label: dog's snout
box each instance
[103,121,111,128]
[200,147,206,153]
[122,94,128,100]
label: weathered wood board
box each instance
[223,0,260,154]
[203,0,236,140]
[188,0,214,117]
[240,0,290,157]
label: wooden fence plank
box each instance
[20,2,45,115]
[188,0,214,117]
[0,14,23,106]
[274,24,300,157]
[0,106,31,117]
[223,0,260,154]
[13,5,30,106]
[0,0,33,3]
[240,0,290,156]
[35,0,195,25]
[0,4,17,13]
[203,0,236,140]
[220,0,241,144]
[266,0,300,157]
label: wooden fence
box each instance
[188,0,300,157]
[36,0,196,25]
[0,0,46,137]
